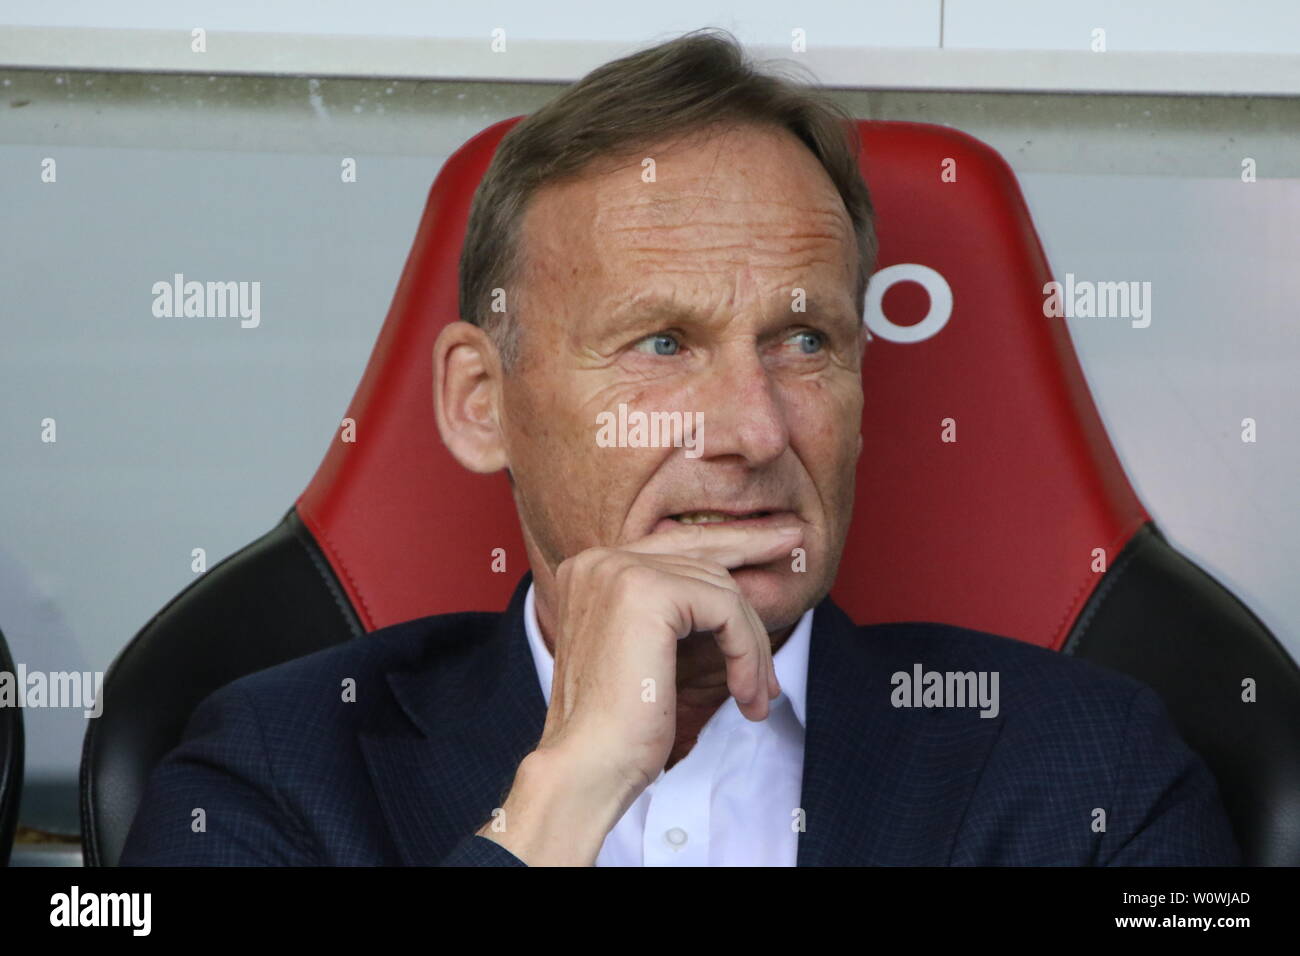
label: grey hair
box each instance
[458,27,877,369]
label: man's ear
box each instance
[433,321,509,474]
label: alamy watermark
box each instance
[595,403,704,459]
[152,273,261,328]
[1043,273,1151,328]
[50,886,150,935]
[891,663,1000,718]
[0,665,103,718]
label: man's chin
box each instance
[730,565,819,635]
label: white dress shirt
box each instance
[522,583,812,866]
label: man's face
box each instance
[499,122,865,633]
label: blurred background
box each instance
[1,0,1297,864]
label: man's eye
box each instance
[787,330,825,354]
[633,332,681,356]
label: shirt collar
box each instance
[523,581,813,728]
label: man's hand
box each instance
[476,522,802,865]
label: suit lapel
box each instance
[359,574,545,865]
[797,599,1004,865]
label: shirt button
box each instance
[664,827,688,850]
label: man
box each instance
[120,30,1239,866]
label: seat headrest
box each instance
[297,118,1145,649]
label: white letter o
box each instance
[864,264,953,344]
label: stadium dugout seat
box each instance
[81,118,1300,866]
[1,627,24,866]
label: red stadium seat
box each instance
[82,119,1300,867]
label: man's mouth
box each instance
[654,508,802,536]
[669,510,773,525]
[650,508,806,559]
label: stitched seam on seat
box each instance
[294,519,364,640]
[78,710,100,865]
[296,507,376,633]
[1053,519,1144,653]
[1062,531,1143,657]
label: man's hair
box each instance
[458,28,877,368]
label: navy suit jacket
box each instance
[120,574,1240,866]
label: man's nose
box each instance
[692,346,790,466]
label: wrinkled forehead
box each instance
[517,124,857,312]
